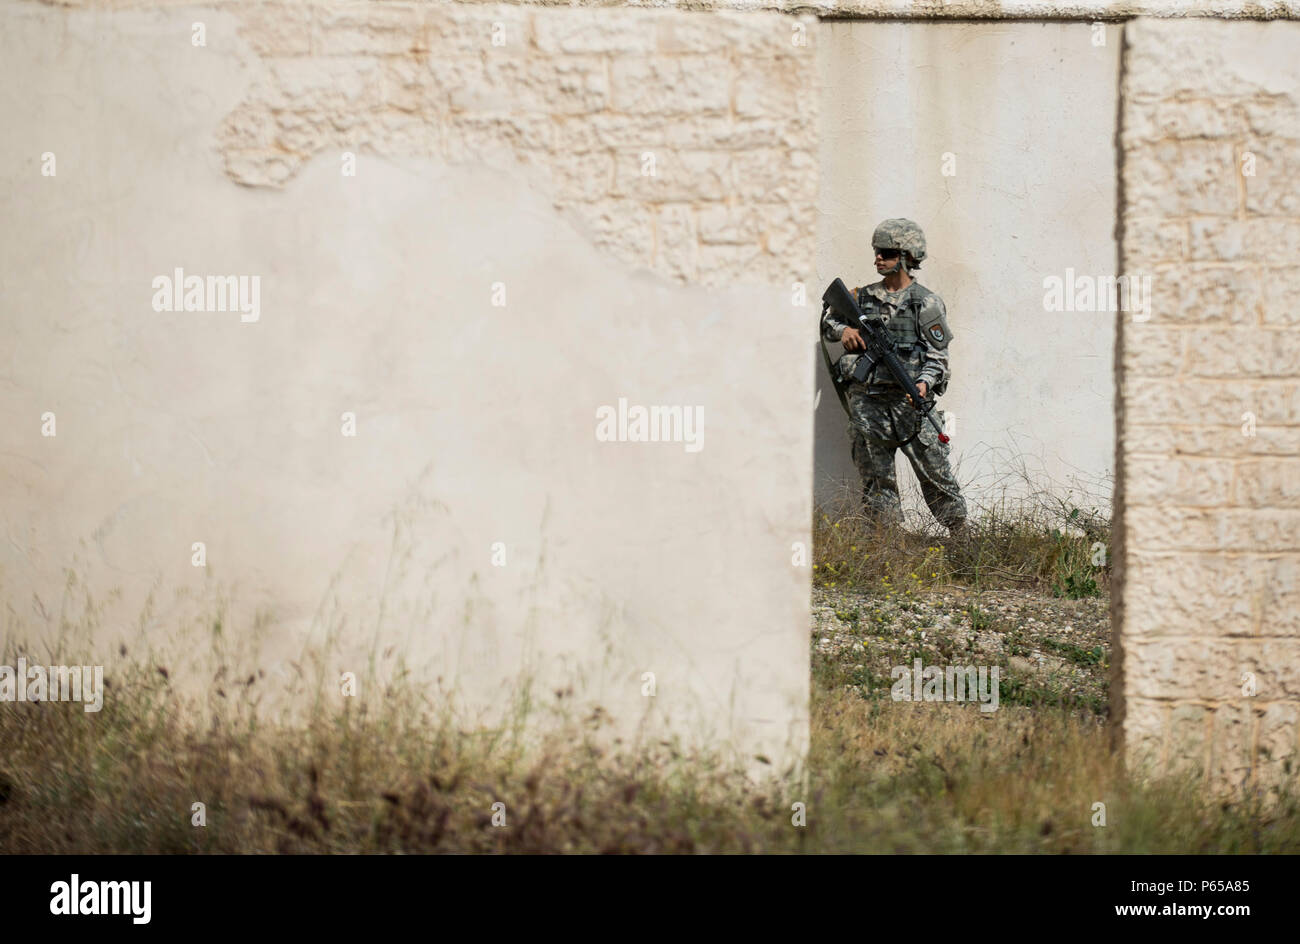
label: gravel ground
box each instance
[812,584,1112,714]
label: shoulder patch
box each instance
[916,293,953,349]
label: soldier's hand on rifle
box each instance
[906,381,929,404]
[840,326,865,352]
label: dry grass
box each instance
[813,466,1112,598]
[1,638,1296,853]
[1,481,1294,853]
[807,689,1299,853]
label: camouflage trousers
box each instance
[846,385,967,528]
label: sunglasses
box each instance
[873,248,901,260]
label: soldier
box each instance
[822,219,967,533]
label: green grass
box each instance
[1042,637,1107,668]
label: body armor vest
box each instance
[854,286,928,386]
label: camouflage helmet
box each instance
[872,218,927,267]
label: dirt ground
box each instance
[812,585,1112,715]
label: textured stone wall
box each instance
[51,0,1300,19]
[1117,17,1300,796]
[219,2,817,288]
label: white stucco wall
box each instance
[815,20,1120,516]
[0,2,812,765]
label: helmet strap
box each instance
[880,254,911,285]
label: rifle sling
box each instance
[819,304,851,417]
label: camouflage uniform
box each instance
[823,220,967,529]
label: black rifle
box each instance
[820,277,950,446]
